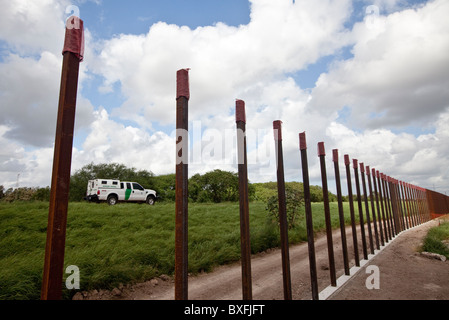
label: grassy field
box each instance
[0,200,358,300]
[421,220,449,258]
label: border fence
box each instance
[41,19,449,300]
[172,69,449,301]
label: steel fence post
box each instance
[299,132,319,300]
[333,150,350,275]
[175,69,190,300]
[366,166,380,250]
[273,120,292,300]
[318,142,337,286]
[360,163,375,254]
[344,155,360,267]
[353,159,368,260]
[41,19,83,300]
[236,100,253,300]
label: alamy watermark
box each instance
[65,265,80,290]
[365,265,380,290]
[174,121,279,176]
[365,5,385,31]
[65,5,81,29]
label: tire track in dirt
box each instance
[129,224,379,300]
[86,218,447,300]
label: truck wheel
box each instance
[107,195,118,205]
[146,195,155,205]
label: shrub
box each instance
[265,184,304,229]
[421,221,449,258]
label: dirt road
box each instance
[330,217,449,300]
[76,217,449,300]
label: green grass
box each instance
[0,200,359,300]
[421,221,449,258]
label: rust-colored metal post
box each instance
[273,121,292,300]
[299,132,318,300]
[425,188,431,221]
[360,163,375,254]
[417,187,426,222]
[406,182,414,227]
[421,187,427,222]
[422,188,429,222]
[388,177,397,232]
[402,182,411,227]
[366,166,380,250]
[419,187,426,223]
[409,185,417,225]
[397,179,406,230]
[422,188,431,221]
[389,177,401,234]
[332,150,349,275]
[406,183,417,227]
[371,168,384,246]
[396,180,407,230]
[318,142,336,286]
[411,184,419,226]
[400,181,411,229]
[344,155,359,267]
[381,173,395,237]
[175,69,190,300]
[413,186,424,224]
[410,185,422,224]
[375,170,389,242]
[236,100,252,300]
[41,19,83,300]
[416,186,424,222]
[353,159,368,260]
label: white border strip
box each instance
[318,221,432,300]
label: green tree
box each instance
[188,169,251,203]
[151,174,176,202]
[32,186,51,201]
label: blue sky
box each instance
[80,0,251,36]
[1,0,448,195]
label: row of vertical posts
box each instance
[425,189,449,219]
[40,23,443,300]
[173,68,432,300]
[299,136,431,300]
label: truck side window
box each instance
[126,183,131,190]
[120,183,124,189]
[132,183,144,191]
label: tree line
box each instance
[1,162,341,203]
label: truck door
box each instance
[131,182,146,201]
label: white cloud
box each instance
[311,0,449,130]
[1,0,449,195]
[0,0,70,55]
[0,50,94,147]
[90,0,353,127]
[72,108,175,176]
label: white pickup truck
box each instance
[85,179,157,205]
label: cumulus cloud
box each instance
[90,0,353,127]
[1,0,449,195]
[0,0,70,55]
[72,108,175,176]
[311,0,449,130]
